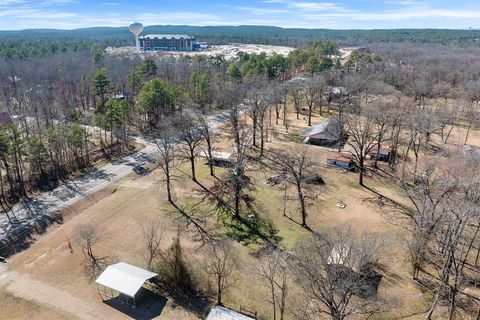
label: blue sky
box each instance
[1,0,480,30]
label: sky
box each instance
[1,0,480,30]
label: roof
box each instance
[368,145,390,156]
[95,262,158,298]
[462,145,480,157]
[302,119,341,141]
[140,34,195,40]
[327,245,361,273]
[326,152,353,163]
[206,306,255,320]
[202,151,233,161]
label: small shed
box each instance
[368,145,391,162]
[202,151,234,168]
[327,245,382,299]
[302,119,341,147]
[206,306,256,320]
[95,262,158,306]
[326,152,354,170]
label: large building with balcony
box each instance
[139,34,197,51]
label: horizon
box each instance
[0,24,478,33]
[0,0,479,31]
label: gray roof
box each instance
[140,34,195,40]
[462,145,480,157]
[302,118,341,140]
[206,306,255,320]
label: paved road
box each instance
[0,112,230,243]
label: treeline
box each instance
[2,25,480,59]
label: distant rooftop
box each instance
[140,34,195,40]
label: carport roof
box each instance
[95,262,157,298]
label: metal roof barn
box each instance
[95,262,157,306]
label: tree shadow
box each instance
[151,280,211,317]
[193,179,281,246]
[361,184,409,212]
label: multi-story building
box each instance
[139,34,197,51]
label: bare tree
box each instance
[303,75,325,126]
[211,125,253,218]
[425,157,480,319]
[343,110,377,186]
[404,111,440,173]
[366,98,396,168]
[138,216,165,269]
[176,112,203,182]
[289,81,304,120]
[258,247,290,320]
[383,163,457,280]
[202,239,236,306]
[196,110,217,176]
[74,223,108,280]
[292,225,385,320]
[270,146,318,228]
[152,124,179,204]
[245,76,273,156]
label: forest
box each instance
[1,25,480,59]
[1,36,480,319]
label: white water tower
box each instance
[129,22,144,53]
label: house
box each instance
[326,152,354,170]
[206,306,256,320]
[302,119,341,147]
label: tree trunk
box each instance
[207,140,214,176]
[296,182,307,228]
[190,156,196,181]
[217,274,223,306]
[358,156,365,186]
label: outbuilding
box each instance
[368,145,391,162]
[95,262,158,307]
[326,152,354,170]
[202,151,234,168]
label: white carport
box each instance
[95,262,158,307]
